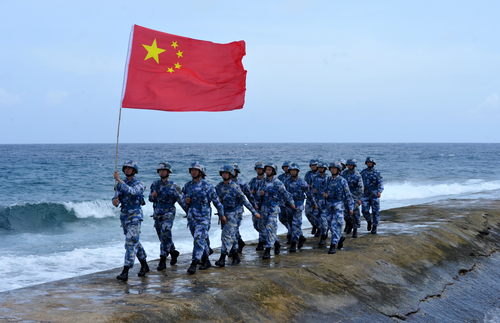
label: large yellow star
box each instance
[171,41,179,49]
[142,39,166,64]
[176,50,183,58]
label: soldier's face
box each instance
[366,161,374,168]
[290,169,299,177]
[318,167,326,174]
[330,167,339,175]
[123,167,135,177]
[347,165,354,171]
[256,168,264,175]
[282,166,289,173]
[190,169,200,178]
[310,165,317,171]
[265,167,273,177]
[221,172,231,180]
[158,169,169,178]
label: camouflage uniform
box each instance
[340,162,364,229]
[304,159,319,229]
[360,157,384,227]
[310,165,329,236]
[232,174,256,252]
[284,173,316,243]
[324,169,353,245]
[248,162,266,244]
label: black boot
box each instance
[232,249,241,264]
[286,233,292,244]
[298,235,306,249]
[262,247,271,259]
[314,229,321,237]
[138,259,150,277]
[367,220,372,231]
[311,226,317,235]
[256,241,265,251]
[352,228,358,238]
[371,225,378,234]
[345,222,353,235]
[274,241,281,254]
[215,254,226,267]
[187,260,199,274]
[170,249,180,265]
[289,241,297,252]
[116,266,130,281]
[199,255,211,270]
[328,244,337,254]
[238,239,245,253]
[318,235,326,246]
[337,236,346,250]
[157,256,167,271]
[209,247,214,255]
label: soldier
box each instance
[284,162,317,252]
[259,162,295,259]
[323,162,354,254]
[277,161,292,242]
[232,163,256,254]
[215,165,260,267]
[304,159,319,235]
[339,159,347,172]
[360,157,384,234]
[149,162,187,271]
[341,159,364,238]
[311,161,330,245]
[112,160,148,282]
[249,161,266,250]
[183,162,225,274]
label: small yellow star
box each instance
[174,62,181,69]
[142,39,166,64]
[171,41,179,49]
[176,50,183,58]
[167,67,174,73]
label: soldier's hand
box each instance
[323,192,328,198]
[313,189,317,194]
[185,197,191,204]
[377,192,381,198]
[251,189,255,195]
[291,204,296,210]
[219,197,222,203]
[260,190,265,196]
[349,210,354,216]
[255,213,261,219]
[220,216,226,224]
[151,191,158,199]
[357,200,362,206]
[112,198,119,207]
[113,171,121,182]
[314,204,318,210]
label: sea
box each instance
[1,143,499,295]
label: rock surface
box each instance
[1,198,499,322]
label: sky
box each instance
[1,0,499,144]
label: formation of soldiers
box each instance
[112,157,384,281]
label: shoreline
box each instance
[1,198,499,322]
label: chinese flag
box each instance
[121,25,246,112]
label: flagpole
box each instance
[114,106,123,198]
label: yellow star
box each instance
[174,62,181,69]
[171,41,179,49]
[176,50,183,58]
[142,39,166,64]
[167,67,174,73]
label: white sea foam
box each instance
[63,200,119,219]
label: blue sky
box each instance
[1,1,499,143]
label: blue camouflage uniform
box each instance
[340,168,364,229]
[114,176,147,268]
[248,174,266,243]
[232,176,256,251]
[277,172,292,233]
[310,168,329,236]
[324,173,354,245]
[183,178,224,262]
[284,175,317,243]
[149,178,187,257]
[360,158,384,227]
[304,161,319,229]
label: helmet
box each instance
[219,164,234,176]
[329,161,343,173]
[309,159,319,166]
[264,162,278,175]
[346,158,357,167]
[157,162,172,173]
[339,159,346,166]
[365,157,377,165]
[189,161,205,176]
[316,161,327,169]
[254,161,265,170]
[288,162,300,172]
[282,160,291,168]
[122,160,139,173]
[233,163,241,174]
[202,165,207,177]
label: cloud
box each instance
[0,88,22,106]
[45,90,69,106]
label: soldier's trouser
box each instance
[253,215,266,242]
[326,201,344,245]
[343,202,360,229]
[260,205,279,248]
[122,219,147,268]
[278,205,290,233]
[289,203,304,243]
[221,211,238,255]
[305,200,316,228]
[154,213,175,257]
[313,199,328,235]
[187,214,211,262]
[361,192,380,226]
[232,207,244,251]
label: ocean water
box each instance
[0,143,499,293]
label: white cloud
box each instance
[0,88,22,106]
[45,90,69,106]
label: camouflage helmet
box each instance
[316,161,328,169]
[232,163,241,174]
[329,161,343,173]
[282,160,291,168]
[346,158,357,167]
[365,157,377,165]
[122,160,139,173]
[309,159,319,166]
[189,161,205,176]
[219,164,234,176]
[254,161,265,170]
[339,159,347,166]
[288,162,301,172]
[264,162,278,175]
[157,162,172,173]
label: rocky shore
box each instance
[1,198,499,322]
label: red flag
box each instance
[121,25,246,112]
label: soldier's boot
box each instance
[215,254,226,268]
[286,233,292,244]
[209,247,214,255]
[187,260,199,274]
[256,241,265,251]
[199,255,211,270]
[328,245,337,254]
[116,266,129,281]
[238,239,245,253]
[138,259,150,277]
[314,229,321,237]
[170,249,180,265]
[352,228,358,238]
[371,225,378,234]
[367,221,372,232]
[298,235,307,249]
[262,248,271,260]
[232,250,241,265]
[157,256,167,271]
[337,236,346,250]
[289,242,297,252]
[274,241,281,254]
[311,226,317,235]
[345,223,353,234]
[318,235,326,246]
